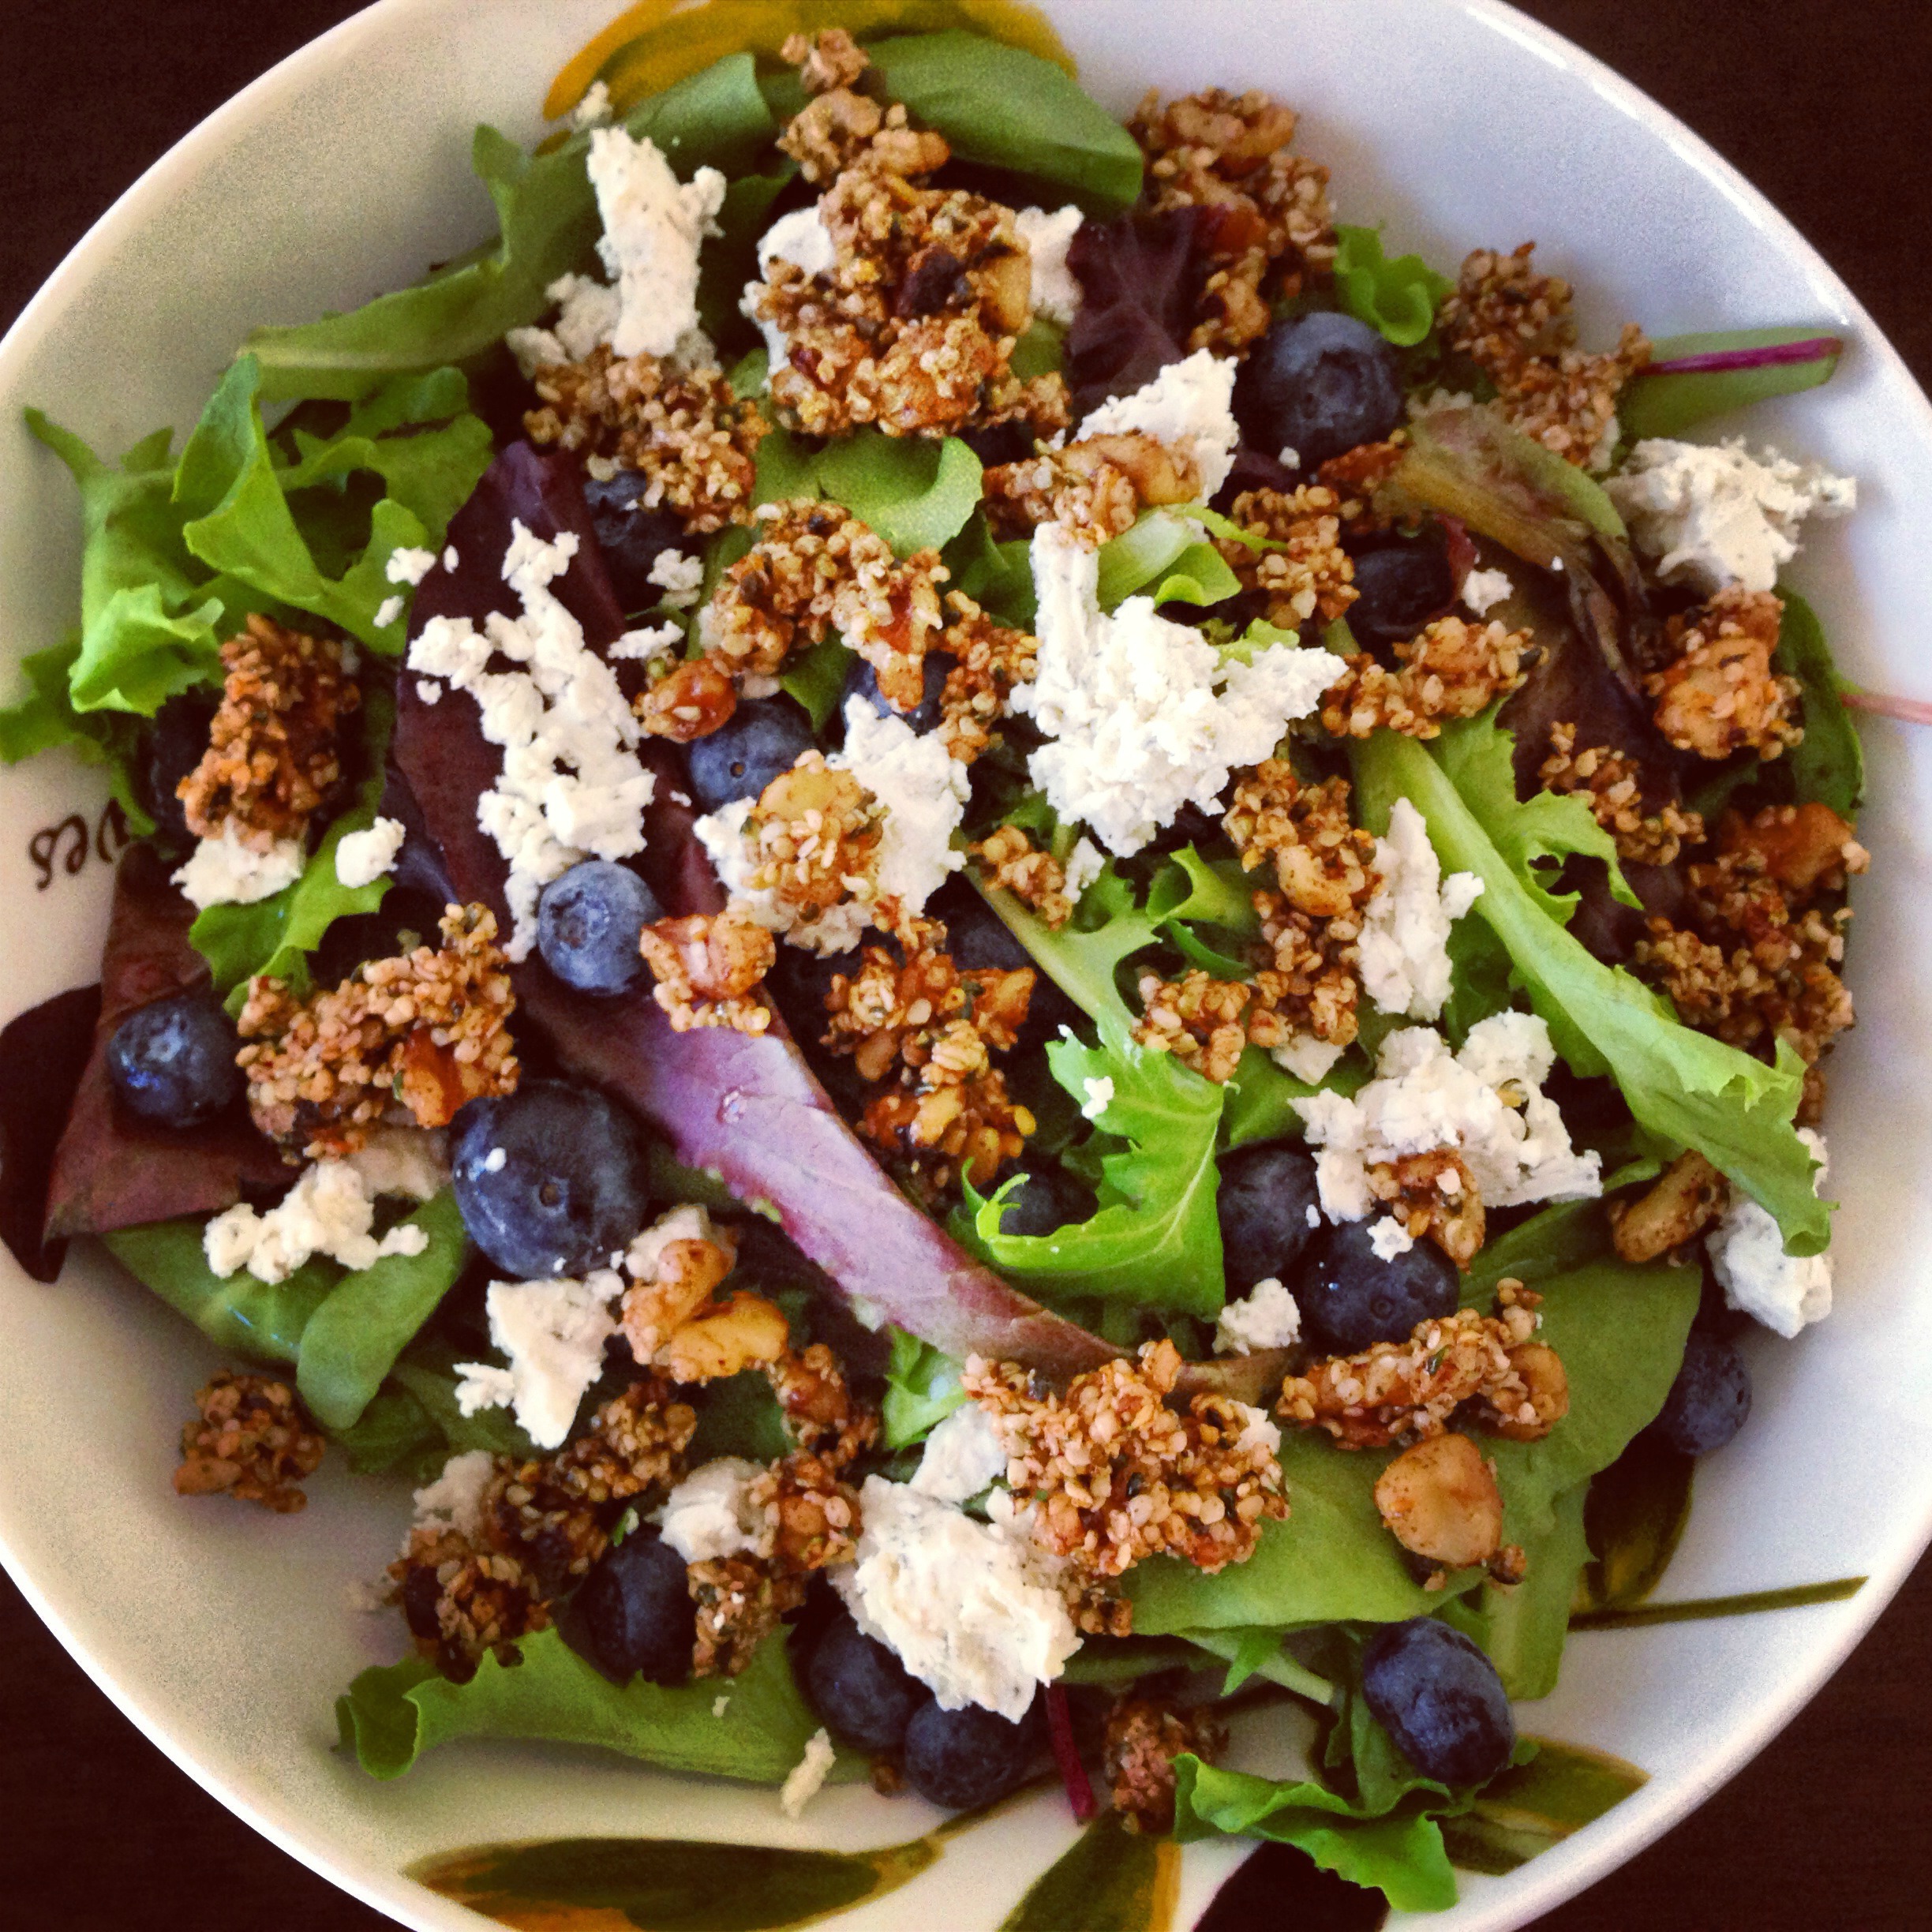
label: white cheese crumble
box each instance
[658,1457,769,1562]
[586,128,726,360]
[648,547,706,608]
[1230,1401,1283,1462]
[204,1157,430,1284]
[1271,1035,1346,1084]
[838,1477,1079,1720]
[1213,1276,1301,1355]
[1604,437,1857,595]
[374,593,406,631]
[172,823,306,909]
[1297,1013,1601,1222]
[1063,836,1104,904]
[334,814,407,889]
[1460,567,1513,616]
[626,1202,723,1280]
[1369,1216,1417,1260]
[385,545,436,587]
[1017,526,1346,856]
[744,205,839,373]
[407,520,653,960]
[410,1450,496,1542]
[569,77,613,132]
[910,1403,1007,1505]
[779,1728,837,1820]
[1708,1127,1833,1337]
[611,619,684,662]
[1080,1075,1115,1121]
[444,545,460,571]
[1076,348,1240,499]
[1013,204,1084,326]
[453,1270,625,1450]
[346,1125,449,1203]
[415,678,444,705]
[1278,446,1301,470]
[1357,797,1484,1021]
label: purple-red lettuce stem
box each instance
[1637,335,1842,378]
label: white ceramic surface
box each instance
[2,2,1929,1927]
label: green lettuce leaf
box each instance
[1357,720,1828,1253]
[957,1018,1228,1315]
[1095,508,1241,611]
[942,512,1035,627]
[337,1626,831,1784]
[1440,1481,1590,1698]
[754,427,984,557]
[779,635,857,733]
[243,56,778,399]
[0,636,152,829]
[882,1327,968,1447]
[1332,225,1452,349]
[1619,327,1844,442]
[1776,588,1863,815]
[866,32,1144,214]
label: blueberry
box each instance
[841,650,953,736]
[902,1697,1038,1810]
[574,1527,695,1684]
[581,470,694,614]
[960,419,1037,468]
[1347,544,1455,647]
[538,860,662,997]
[1233,312,1404,471]
[451,1080,652,1279]
[997,1166,1099,1238]
[141,692,217,848]
[685,698,816,811]
[1217,1142,1322,1295]
[1361,1617,1516,1787]
[1652,1331,1752,1455]
[1300,1218,1459,1354]
[807,1608,927,1751]
[105,991,242,1127]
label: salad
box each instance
[0,2,1871,1916]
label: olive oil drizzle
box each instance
[1571,1574,1865,1631]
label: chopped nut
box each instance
[1215,486,1358,627]
[1104,1697,1227,1834]
[174,1370,324,1513]
[635,658,739,744]
[766,1342,880,1471]
[1609,1150,1728,1263]
[620,1212,741,1361]
[1365,1148,1485,1268]
[1320,616,1530,740]
[1223,762,1378,918]
[934,590,1038,764]
[983,433,1195,547]
[1373,1432,1504,1571]
[1133,969,1253,1084]
[1646,586,1800,762]
[973,825,1073,928]
[637,909,776,1034]
[659,1290,792,1383]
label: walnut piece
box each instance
[174,1370,325,1513]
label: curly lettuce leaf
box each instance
[1358,719,1827,1253]
[1332,225,1452,349]
[339,1625,833,1783]
[810,430,984,556]
[867,32,1144,215]
[957,1017,1227,1315]
[1619,327,1844,442]
[882,1326,968,1447]
[1776,588,1863,815]
[244,56,778,400]
[942,512,1035,627]
[0,635,152,829]
[1095,508,1241,611]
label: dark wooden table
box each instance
[3,1,1928,1925]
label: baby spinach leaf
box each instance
[687,1368,795,1463]
[295,1193,470,1430]
[882,1326,968,1447]
[1440,1481,1589,1698]
[337,1624,829,1784]
[811,429,984,555]
[1436,1739,1646,1875]
[1619,328,1844,441]
[1357,723,1827,1254]
[1332,225,1452,350]
[867,32,1144,215]
[1774,588,1863,815]
[1222,1045,1371,1149]
[697,168,794,353]
[944,513,1035,627]
[779,635,857,732]
[244,56,777,400]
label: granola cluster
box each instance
[775,31,949,185]
[1365,1148,1486,1268]
[1320,616,1530,739]
[1278,1294,1569,1450]
[983,432,1200,547]
[1538,720,1705,867]
[1133,968,1257,1084]
[934,591,1038,763]
[1645,586,1801,762]
[965,1339,1290,1626]
[637,908,777,1034]
[1215,486,1359,627]
[523,346,769,534]
[236,904,519,1158]
[971,826,1076,929]
[1129,88,1337,354]
[178,616,359,848]
[174,1370,325,1514]
[1436,242,1650,468]
[1104,1697,1228,1835]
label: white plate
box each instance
[3,2,1930,1926]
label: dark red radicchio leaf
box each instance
[1065,206,1213,417]
[42,844,288,1241]
[0,983,101,1279]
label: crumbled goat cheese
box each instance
[837,1476,1080,1721]
[626,1201,721,1280]
[410,1450,496,1542]
[408,520,653,960]
[346,1125,449,1203]
[649,547,706,608]
[659,1457,769,1563]
[204,1157,431,1284]
[1357,797,1484,1021]
[1297,1013,1601,1221]
[569,77,613,131]
[334,814,407,889]
[779,1728,837,1820]
[611,619,684,661]
[1214,1276,1301,1355]
[834,697,969,912]
[1278,446,1301,470]
[1063,837,1104,903]
[713,1693,732,1717]
[1017,526,1345,855]
[1604,437,1857,595]
[1460,567,1513,616]
[453,1270,625,1450]
[385,545,436,587]
[910,1404,1007,1505]
[444,545,459,571]
[1013,204,1084,326]
[1271,1035,1347,1084]
[1076,348,1240,499]
[172,823,307,910]
[1080,1075,1115,1121]
[1369,1216,1417,1260]
[1709,1128,1833,1337]
[1230,1401,1283,1462]
[744,205,839,373]
[415,678,444,705]
[374,594,406,631]
[586,128,726,360]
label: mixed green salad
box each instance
[0,2,1872,1917]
